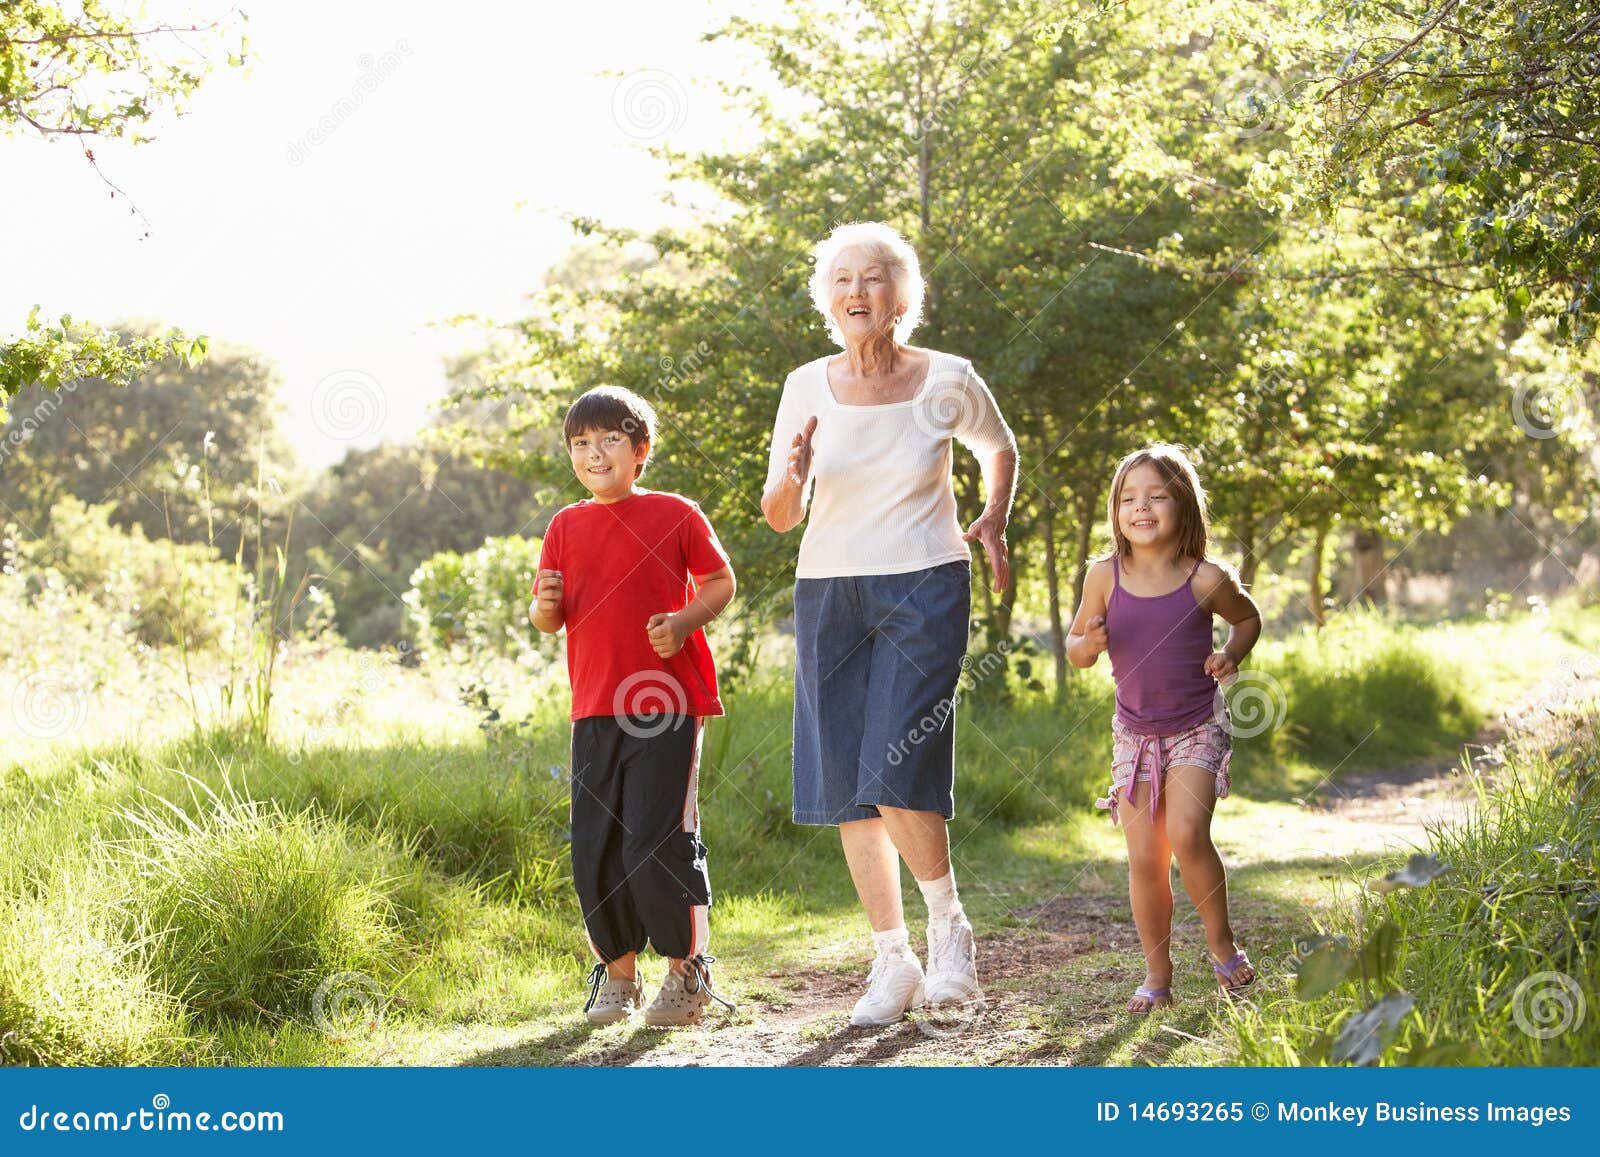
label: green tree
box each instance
[443,0,1589,682]
[1251,0,1600,342]
[1,1,246,417]
[293,443,545,648]
[0,331,299,558]
[1198,226,1508,605]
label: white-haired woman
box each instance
[761,221,1018,1026]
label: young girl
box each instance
[1066,443,1263,1013]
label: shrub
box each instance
[1235,609,1479,785]
[10,495,241,649]
[404,535,556,664]
[1221,715,1600,1066]
[114,781,407,1024]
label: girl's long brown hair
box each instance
[1102,443,1210,566]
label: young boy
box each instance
[529,385,737,1028]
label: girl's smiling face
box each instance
[829,245,903,343]
[1118,462,1176,547]
[568,426,648,502]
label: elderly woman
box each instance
[761,221,1018,1026]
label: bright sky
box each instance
[1,1,771,468]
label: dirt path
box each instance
[430,669,1593,1068]
[438,767,1446,1067]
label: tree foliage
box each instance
[293,443,546,648]
[1,1,246,418]
[438,0,1587,680]
[0,330,296,557]
[1250,0,1600,341]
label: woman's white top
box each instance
[764,346,1016,579]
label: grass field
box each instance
[3,600,1599,1066]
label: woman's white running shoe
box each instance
[924,913,981,1003]
[850,947,926,1026]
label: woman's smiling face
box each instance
[568,425,647,500]
[1118,461,1176,546]
[828,245,902,343]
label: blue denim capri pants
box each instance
[791,560,972,825]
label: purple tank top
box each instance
[1106,554,1218,736]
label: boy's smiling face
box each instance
[568,425,649,503]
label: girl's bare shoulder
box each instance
[1085,555,1117,583]
[1082,555,1116,601]
[1191,558,1242,604]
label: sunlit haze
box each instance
[1,0,771,467]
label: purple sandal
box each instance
[1213,950,1257,994]
[1128,985,1171,1014]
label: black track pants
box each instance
[569,714,712,962]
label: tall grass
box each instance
[1219,712,1600,1065]
[0,860,187,1066]
[0,766,491,1065]
[173,433,305,744]
[1238,608,1481,787]
[116,779,408,1022]
[1,603,1593,1066]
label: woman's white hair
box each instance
[809,221,925,348]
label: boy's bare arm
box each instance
[529,601,560,633]
[676,566,736,635]
[645,566,736,659]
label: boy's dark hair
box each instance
[563,386,657,479]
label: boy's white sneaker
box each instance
[644,968,711,1028]
[924,912,981,1003]
[583,964,643,1026]
[643,954,735,1028]
[850,947,926,1026]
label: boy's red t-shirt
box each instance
[536,489,729,722]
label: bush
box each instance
[113,782,415,1024]
[1235,609,1480,786]
[9,495,241,649]
[404,535,556,664]
[0,550,127,680]
[1221,714,1600,1066]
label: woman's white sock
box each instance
[918,869,963,921]
[871,926,910,956]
